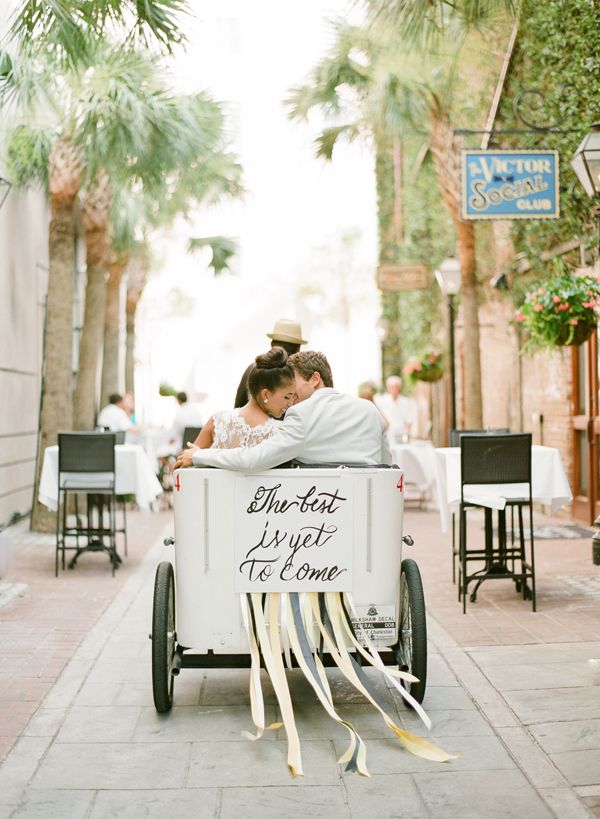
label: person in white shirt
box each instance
[175,351,391,471]
[96,393,132,432]
[374,376,417,443]
[169,392,204,450]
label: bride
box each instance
[191,347,296,450]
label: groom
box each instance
[175,351,391,471]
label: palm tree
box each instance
[288,24,411,380]
[97,93,242,407]
[1,37,213,529]
[287,18,496,425]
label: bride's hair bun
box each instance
[255,347,288,370]
[247,347,294,403]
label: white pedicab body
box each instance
[151,465,427,713]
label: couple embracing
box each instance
[175,348,391,471]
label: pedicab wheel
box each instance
[152,561,176,713]
[397,558,427,705]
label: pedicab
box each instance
[151,463,428,720]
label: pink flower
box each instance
[531,294,537,301]
[570,318,578,325]
[533,303,543,312]
[553,295,561,303]
[414,363,422,371]
[514,310,525,322]
[538,288,545,295]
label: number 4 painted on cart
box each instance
[175,473,181,492]
[396,475,403,492]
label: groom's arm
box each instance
[192,410,306,472]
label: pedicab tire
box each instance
[152,561,175,713]
[397,558,427,706]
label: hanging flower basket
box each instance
[514,272,600,352]
[403,352,444,384]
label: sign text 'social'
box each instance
[461,150,559,221]
[238,482,349,586]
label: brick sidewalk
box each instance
[405,506,600,647]
[0,509,171,764]
[405,505,600,817]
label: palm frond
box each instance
[365,0,516,43]
[314,124,360,160]
[6,123,53,189]
[8,0,191,65]
[187,235,237,275]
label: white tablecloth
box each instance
[39,444,163,512]
[391,441,438,504]
[434,445,572,533]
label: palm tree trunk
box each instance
[73,179,111,429]
[31,138,81,532]
[456,219,483,427]
[124,249,149,398]
[375,136,402,381]
[72,248,107,429]
[100,253,127,407]
[427,97,483,427]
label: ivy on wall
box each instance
[494,0,600,282]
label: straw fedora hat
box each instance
[267,319,307,346]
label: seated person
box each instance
[176,351,391,471]
[168,391,204,450]
[97,393,133,432]
[192,348,296,451]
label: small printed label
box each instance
[350,604,396,645]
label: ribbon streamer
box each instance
[241,590,456,774]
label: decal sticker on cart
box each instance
[351,604,396,644]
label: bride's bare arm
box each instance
[193,417,214,449]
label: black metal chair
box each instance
[56,432,120,576]
[95,429,128,554]
[458,433,536,613]
[181,426,202,451]
[449,428,509,582]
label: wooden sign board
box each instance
[234,475,354,592]
[377,263,429,291]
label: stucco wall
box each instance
[0,186,49,527]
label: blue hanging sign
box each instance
[461,149,559,220]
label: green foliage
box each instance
[8,0,190,66]
[6,124,51,188]
[514,268,600,351]
[159,382,178,396]
[495,0,600,279]
[188,236,237,275]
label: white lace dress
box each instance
[211,409,278,449]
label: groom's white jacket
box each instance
[192,388,392,472]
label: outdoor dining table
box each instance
[38,443,163,512]
[434,444,573,533]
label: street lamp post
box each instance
[571,122,600,259]
[435,257,462,436]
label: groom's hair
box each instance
[289,351,333,388]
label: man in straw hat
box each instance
[233,319,308,408]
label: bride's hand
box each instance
[174,443,199,469]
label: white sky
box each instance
[136,0,380,425]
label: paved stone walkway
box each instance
[0,504,598,817]
[408,506,600,818]
[0,509,171,764]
